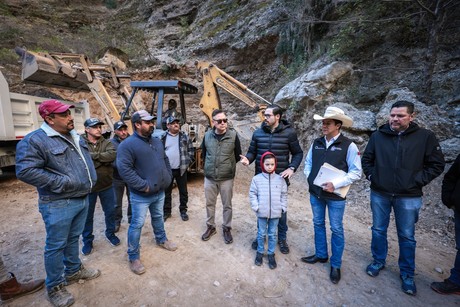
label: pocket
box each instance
[49,146,68,167]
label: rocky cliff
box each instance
[1,0,459,156]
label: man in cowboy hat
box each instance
[302,106,362,284]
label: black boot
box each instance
[255,252,263,266]
[268,254,277,269]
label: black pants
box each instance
[113,178,132,225]
[164,169,188,215]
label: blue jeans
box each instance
[128,191,167,261]
[38,196,89,289]
[370,190,422,277]
[310,194,346,268]
[82,187,116,246]
[257,217,279,255]
[449,209,460,285]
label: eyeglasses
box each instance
[213,118,228,124]
[264,114,273,118]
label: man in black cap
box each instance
[111,120,132,232]
[117,110,176,275]
[161,116,194,221]
[162,99,183,130]
[81,118,120,256]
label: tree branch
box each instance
[414,0,436,17]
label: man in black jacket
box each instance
[362,100,445,296]
[431,153,460,295]
[240,104,303,254]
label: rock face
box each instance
[274,61,354,106]
[0,0,458,148]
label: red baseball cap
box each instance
[39,99,74,119]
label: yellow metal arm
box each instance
[195,61,270,125]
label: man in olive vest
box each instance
[200,109,242,244]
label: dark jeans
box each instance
[82,187,116,246]
[254,211,288,243]
[113,178,132,225]
[449,209,460,285]
[164,169,188,215]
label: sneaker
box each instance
[366,262,385,277]
[251,239,258,250]
[278,240,290,254]
[65,265,101,285]
[255,252,263,266]
[223,226,233,244]
[268,254,277,269]
[400,275,417,295]
[158,240,177,251]
[106,234,121,246]
[431,279,460,295]
[47,284,74,307]
[81,243,92,256]
[129,259,146,275]
[201,225,217,241]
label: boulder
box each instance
[274,61,353,105]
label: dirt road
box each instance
[0,165,458,306]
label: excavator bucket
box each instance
[16,47,90,91]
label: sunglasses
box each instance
[213,118,228,124]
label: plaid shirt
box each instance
[161,131,194,176]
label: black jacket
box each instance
[246,119,304,175]
[442,153,460,210]
[362,122,445,197]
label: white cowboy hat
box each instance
[313,106,353,128]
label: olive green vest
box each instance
[204,129,237,181]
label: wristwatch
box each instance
[289,166,295,171]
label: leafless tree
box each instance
[413,0,459,103]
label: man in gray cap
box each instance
[111,120,132,231]
[81,118,120,256]
[117,110,176,275]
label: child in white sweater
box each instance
[249,152,288,269]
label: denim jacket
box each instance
[16,123,97,202]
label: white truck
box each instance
[0,70,89,175]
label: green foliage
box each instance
[0,27,22,44]
[104,0,118,9]
[0,3,12,16]
[0,48,17,65]
[329,0,421,57]
[180,16,191,38]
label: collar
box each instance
[324,133,341,144]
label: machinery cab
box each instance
[124,80,203,173]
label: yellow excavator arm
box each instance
[195,61,271,125]
[16,48,136,130]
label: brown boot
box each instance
[0,273,45,302]
[223,226,233,244]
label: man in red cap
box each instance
[16,99,101,307]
